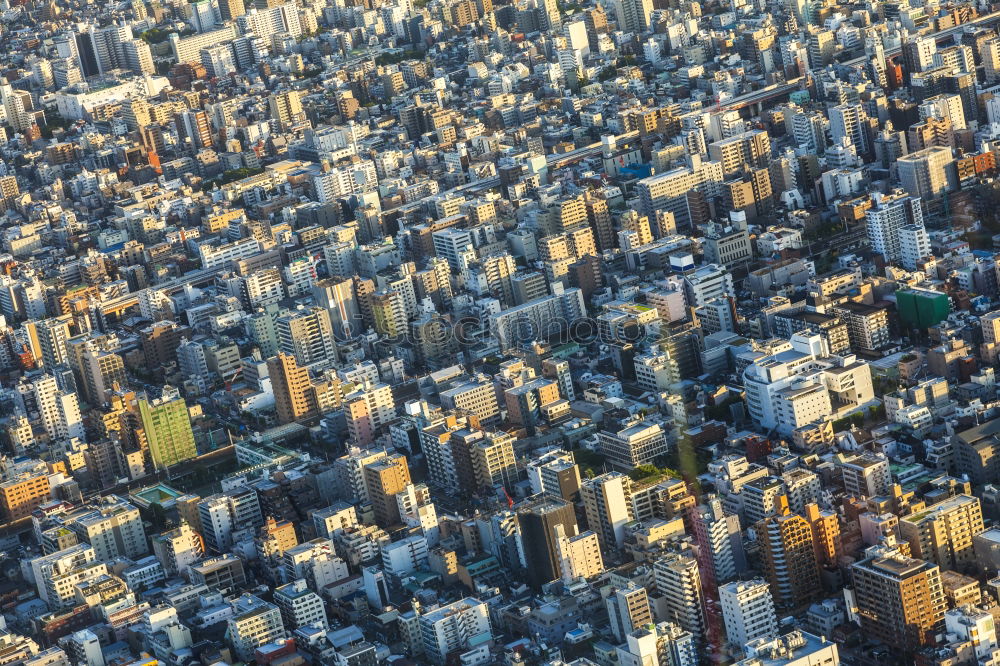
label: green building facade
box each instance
[895,288,950,331]
[139,387,197,470]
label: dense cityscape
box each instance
[3,0,1000,663]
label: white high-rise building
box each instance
[982,37,1000,83]
[152,523,204,577]
[34,317,71,368]
[419,598,492,663]
[197,489,263,553]
[62,495,146,562]
[865,191,924,266]
[60,629,105,666]
[311,161,378,202]
[636,160,724,228]
[489,287,586,351]
[908,36,937,70]
[29,544,106,608]
[558,48,585,79]
[333,448,388,505]
[783,107,827,154]
[189,0,218,32]
[526,449,581,500]
[919,94,967,131]
[169,25,238,63]
[396,484,439,546]
[33,375,85,442]
[898,223,931,271]
[742,334,874,436]
[274,579,329,631]
[613,0,653,33]
[617,622,698,666]
[580,472,634,551]
[554,525,604,581]
[987,96,1000,127]
[719,578,778,651]
[829,104,868,154]
[944,606,997,660]
[642,39,662,66]
[200,44,236,79]
[683,264,735,308]
[363,565,390,609]
[380,534,428,577]
[236,4,303,40]
[897,145,958,200]
[689,498,745,591]
[652,552,706,639]
[177,339,210,384]
[121,39,154,74]
[226,594,285,662]
[282,538,350,590]
[284,256,318,298]
[563,20,590,55]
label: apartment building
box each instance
[719,578,778,649]
[344,382,396,446]
[274,579,328,631]
[652,551,706,639]
[489,287,586,351]
[581,472,634,551]
[899,494,984,572]
[198,489,263,553]
[439,376,501,425]
[554,524,604,581]
[840,454,892,498]
[526,449,582,502]
[152,523,204,577]
[830,302,891,354]
[60,496,146,562]
[852,546,946,652]
[759,509,822,609]
[226,594,285,662]
[607,583,654,643]
[0,464,51,521]
[363,453,411,527]
[419,597,492,663]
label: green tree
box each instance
[629,464,660,481]
[141,28,169,43]
[220,167,265,184]
[573,448,606,478]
